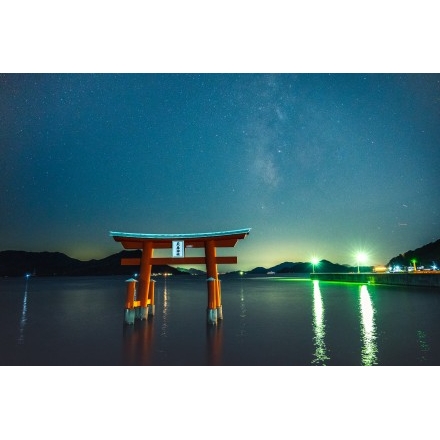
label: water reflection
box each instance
[122,318,154,365]
[161,278,169,338]
[206,324,223,365]
[417,330,430,364]
[239,286,247,338]
[18,279,29,344]
[359,285,378,366]
[312,280,329,365]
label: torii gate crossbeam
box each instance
[110,228,250,324]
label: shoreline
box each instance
[310,272,440,288]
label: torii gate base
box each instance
[110,229,250,325]
[123,278,156,325]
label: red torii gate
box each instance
[110,228,250,324]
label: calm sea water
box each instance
[1,274,440,366]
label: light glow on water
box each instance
[161,278,169,338]
[359,284,378,366]
[239,287,247,338]
[2,276,440,366]
[312,280,329,365]
[18,280,28,345]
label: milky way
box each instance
[1,73,439,270]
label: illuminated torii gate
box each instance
[110,228,250,324]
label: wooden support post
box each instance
[216,279,223,320]
[148,280,156,315]
[205,240,219,324]
[124,278,137,324]
[138,241,153,320]
[206,278,217,324]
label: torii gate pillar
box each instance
[205,240,219,324]
[138,241,153,320]
[110,228,251,325]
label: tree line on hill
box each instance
[386,239,440,270]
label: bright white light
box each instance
[356,252,367,273]
[311,257,320,273]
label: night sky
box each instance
[1,73,439,270]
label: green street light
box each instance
[311,257,320,273]
[411,259,417,272]
[357,252,367,273]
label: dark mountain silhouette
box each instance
[0,250,182,277]
[246,266,268,274]
[247,259,359,274]
[1,238,438,277]
[387,239,440,269]
[175,267,206,275]
[0,251,82,277]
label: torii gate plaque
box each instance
[110,228,250,324]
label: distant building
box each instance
[373,265,388,273]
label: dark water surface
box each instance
[1,274,440,366]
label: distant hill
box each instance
[387,239,440,269]
[246,239,440,274]
[0,251,82,277]
[0,250,183,277]
[247,259,360,274]
[175,267,206,275]
[2,238,438,277]
[0,250,369,277]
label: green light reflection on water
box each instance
[312,280,329,365]
[359,285,378,366]
[274,277,311,282]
